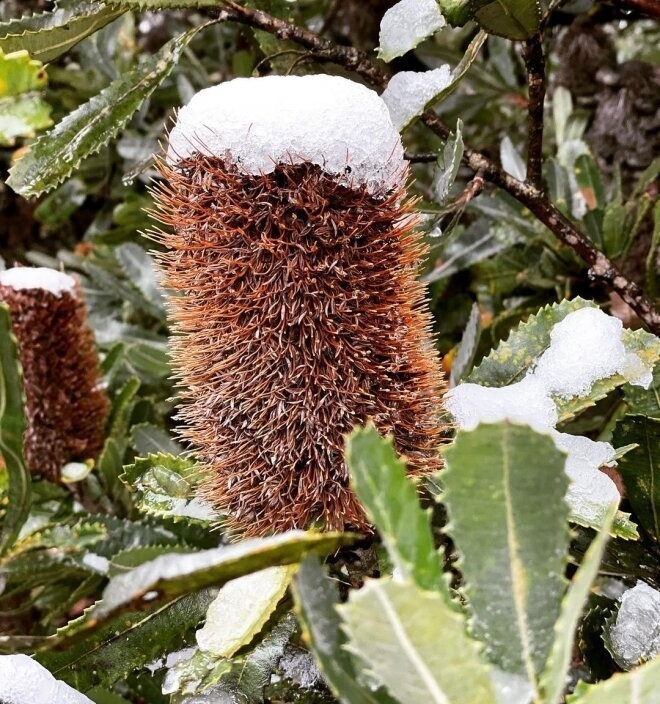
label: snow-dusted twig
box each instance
[214,0,660,335]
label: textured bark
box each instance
[152,157,446,535]
[0,282,108,482]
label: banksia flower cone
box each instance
[151,75,446,535]
[0,267,109,482]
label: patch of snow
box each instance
[444,377,558,432]
[443,306,657,523]
[489,668,534,704]
[82,552,110,574]
[530,307,651,397]
[608,581,660,669]
[0,654,93,704]
[0,267,75,297]
[167,75,405,195]
[381,66,452,131]
[378,0,446,61]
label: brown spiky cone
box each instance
[151,155,446,536]
[0,274,109,482]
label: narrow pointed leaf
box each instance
[540,503,616,704]
[346,425,446,594]
[613,415,660,542]
[0,3,124,63]
[293,557,396,704]
[339,579,497,704]
[443,423,569,693]
[37,591,214,691]
[6,27,202,197]
[0,304,31,555]
[91,530,353,621]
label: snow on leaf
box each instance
[603,581,660,670]
[382,31,486,131]
[377,0,446,62]
[0,654,93,704]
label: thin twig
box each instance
[405,152,439,163]
[215,0,660,334]
[522,35,546,191]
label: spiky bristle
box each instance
[0,283,109,482]
[151,156,447,536]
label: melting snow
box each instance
[381,66,452,130]
[0,655,92,704]
[445,376,557,433]
[82,552,110,574]
[531,307,651,396]
[167,75,405,195]
[0,267,75,297]
[378,0,446,61]
[446,307,657,523]
[608,581,660,669]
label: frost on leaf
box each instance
[606,581,660,670]
[446,306,658,527]
[378,0,446,62]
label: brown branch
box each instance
[215,0,660,335]
[405,152,439,163]
[521,35,546,191]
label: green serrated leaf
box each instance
[346,424,446,595]
[468,298,596,387]
[0,304,31,555]
[540,503,616,704]
[109,544,193,576]
[120,452,212,522]
[293,557,395,704]
[567,656,660,703]
[38,590,215,691]
[0,3,124,63]
[90,530,353,621]
[435,118,464,205]
[473,0,541,40]
[443,423,569,694]
[6,27,201,197]
[624,363,660,417]
[613,415,660,542]
[467,298,659,423]
[0,49,52,146]
[339,578,497,704]
[556,328,660,422]
[130,423,182,457]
